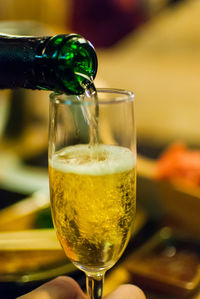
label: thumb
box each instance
[104,284,146,299]
[17,276,87,299]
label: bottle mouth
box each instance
[67,34,98,93]
[56,34,98,95]
[37,34,98,95]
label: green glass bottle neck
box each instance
[0,33,97,94]
[35,34,98,95]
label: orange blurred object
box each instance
[155,143,200,187]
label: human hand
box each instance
[105,284,146,299]
[17,276,146,299]
[17,277,86,299]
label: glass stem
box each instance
[86,273,105,299]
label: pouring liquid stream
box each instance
[76,75,100,152]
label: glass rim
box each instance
[49,88,134,105]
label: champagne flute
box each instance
[48,88,136,299]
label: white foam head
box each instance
[50,144,136,175]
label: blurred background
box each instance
[0,0,200,298]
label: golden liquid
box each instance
[49,144,136,272]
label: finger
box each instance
[104,284,146,299]
[17,276,87,299]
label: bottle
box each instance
[0,33,97,95]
